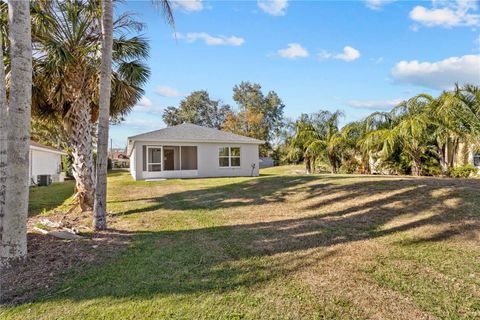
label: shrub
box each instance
[62,155,73,177]
[449,164,478,178]
[339,158,360,174]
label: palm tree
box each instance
[94,0,174,230]
[432,85,480,172]
[380,96,432,176]
[29,0,150,211]
[94,0,114,230]
[0,0,32,265]
[289,110,344,173]
[0,26,8,264]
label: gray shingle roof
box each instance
[128,123,265,145]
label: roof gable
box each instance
[128,123,265,144]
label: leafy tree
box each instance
[162,90,231,129]
[31,118,71,152]
[230,82,285,142]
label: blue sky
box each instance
[110,0,480,149]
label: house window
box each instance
[474,153,480,167]
[147,147,162,172]
[219,147,240,167]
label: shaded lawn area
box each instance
[28,180,75,216]
[2,166,479,319]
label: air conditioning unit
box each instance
[37,175,52,186]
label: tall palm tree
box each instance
[0,0,32,265]
[94,0,114,230]
[28,0,150,211]
[94,0,174,230]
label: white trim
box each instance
[146,146,163,172]
[143,144,199,174]
[131,138,263,144]
[30,145,67,156]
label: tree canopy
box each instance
[162,90,231,129]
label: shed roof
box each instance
[30,140,67,155]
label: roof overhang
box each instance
[127,138,265,156]
[30,145,67,156]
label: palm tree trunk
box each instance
[93,0,113,230]
[0,31,8,260]
[305,157,311,174]
[412,154,421,176]
[1,0,32,265]
[363,155,371,174]
[66,99,95,212]
[450,138,459,167]
[329,154,337,173]
[438,145,447,173]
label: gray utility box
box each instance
[37,175,52,186]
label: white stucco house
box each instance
[29,141,67,185]
[127,123,264,180]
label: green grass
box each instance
[2,165,479,319]
[28,180,75,216]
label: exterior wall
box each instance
[130,140,260,180]
[29,149,64,184]
[129,150,136,179]
[197,143,259,177]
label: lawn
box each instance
[28,180,75,216]
[2,166,479,319]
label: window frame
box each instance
[146,146,163,172]
[218,146,241,168]
[474,153,480,167]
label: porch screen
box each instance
[181,146,198,170]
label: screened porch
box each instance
[141,145,198,177]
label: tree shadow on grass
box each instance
[8,175,480,306]
[113,174,372,215]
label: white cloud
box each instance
[370,57,384,63]
[391,54,480,90]
[334,46,361,61]
[347,98,404,110]
[364,0,396,10]
[319,46,361,62]
[258,0,288,16]
[177,32,245,46]
[155,86,182,97]
[409,0,480,28]
[133,97,165,114]
[122,118,160,129]
[137,97,152,108]
[277,43,309,59]
[172,0,203,12]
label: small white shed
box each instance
[29,141,67,185]
[127,123,264,180]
